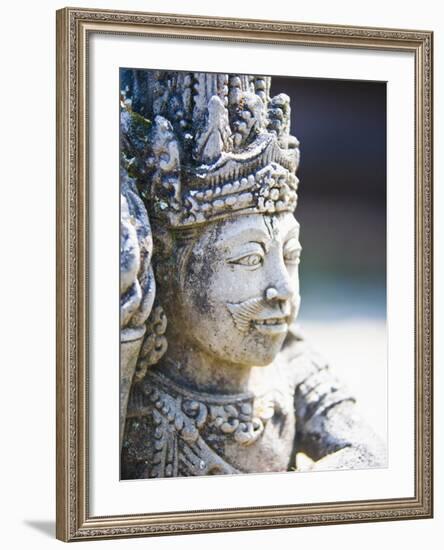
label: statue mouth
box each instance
[227,298,294,334]
[251,317,289,335]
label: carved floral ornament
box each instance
[56,7,433,541]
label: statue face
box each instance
[168,212,301,367]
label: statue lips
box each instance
[251,315,289,336]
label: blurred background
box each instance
[271,76,387,441]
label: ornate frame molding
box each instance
[56,7,433,542]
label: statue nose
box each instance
[265,286,292,316]
[265,284,293,302]
[265,287,279,301]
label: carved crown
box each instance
[121,71,300,228]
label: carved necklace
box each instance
[131,366,276,447]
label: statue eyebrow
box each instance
[220,227,272,245]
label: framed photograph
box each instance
[56,7,433,542]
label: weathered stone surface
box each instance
[119,70,386,478]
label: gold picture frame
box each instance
[56,6,433,541]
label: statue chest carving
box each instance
[122,369,297,478]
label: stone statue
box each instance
[119,70,386,478]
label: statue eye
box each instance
[229,253,264,267]
[284,248,301,264]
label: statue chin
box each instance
[196,329,289,368]
[233,331,290,367]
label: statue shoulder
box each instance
[279,324,356,421]
[281,326,386,468]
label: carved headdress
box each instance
[120,71,300,230]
